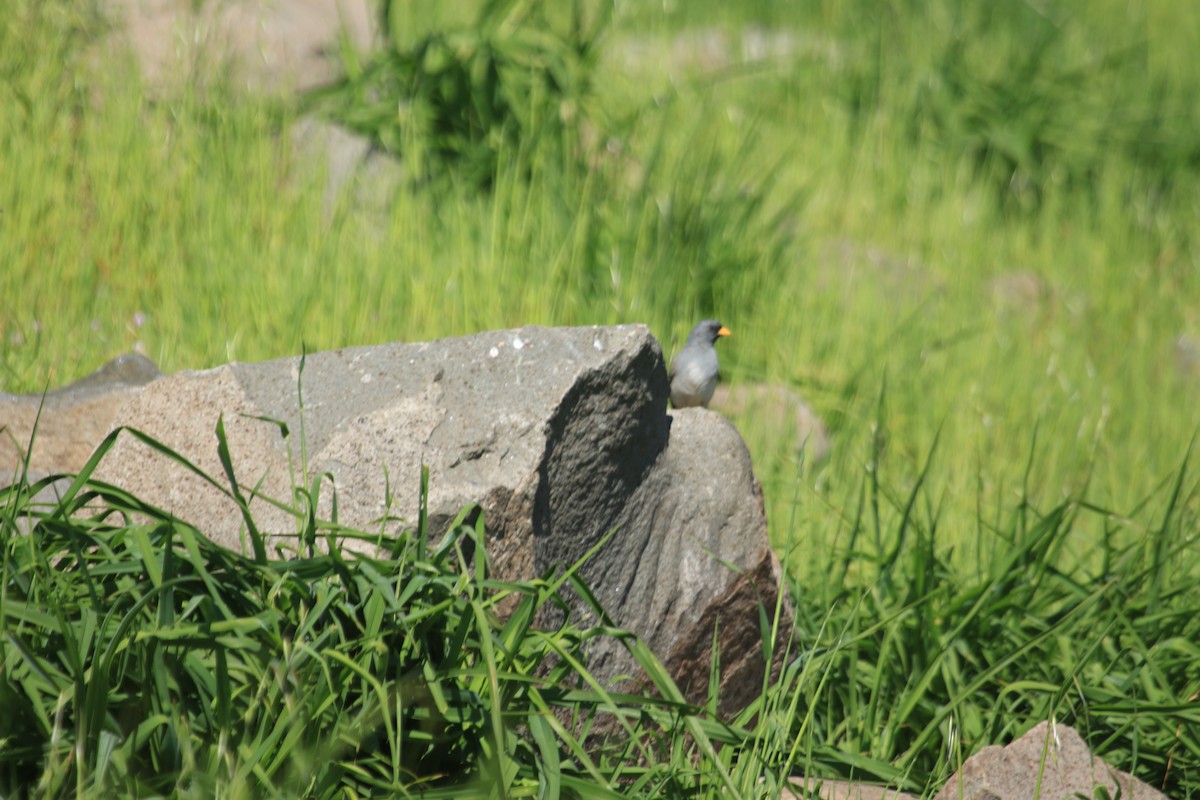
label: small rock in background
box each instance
[289,117,407,220]
[987,270,1049,313]
[786,721,1170,800]
[97,0,401,217]
[48,352,162,399]
[932,721,1169,800]
[816,238,939,301]
[987,270,1093,326]
[99,0,375,94]
[1175,333,1200,379]
[711,383,830,464]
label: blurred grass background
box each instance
[3,0,1200,795]
[3,0,1199,561]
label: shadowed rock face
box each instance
[0,326,786,717]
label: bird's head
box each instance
[689,319,732,346]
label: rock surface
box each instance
[932,721,1169,800]
[100,0,375,94]
[0,326,785,717]
[784,722,1169,800]
[1,353,162,482]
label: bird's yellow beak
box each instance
[717,326,731,337]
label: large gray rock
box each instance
[588,406,784,710]
[0,326,785,716]
[933,721,1169,800]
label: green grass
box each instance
[3,414,1198,797]
[3,0,1200,796]
[0,431,754,798]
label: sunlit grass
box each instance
[6,0,1197,535]
[3,415,1198,797]
[2,0,1200,794]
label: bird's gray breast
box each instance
[670,347,719,406]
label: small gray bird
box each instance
[669,319,731,408]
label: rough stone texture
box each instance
[1,353,162,480]
[783,721,1169,800]
[0,326,784,717]
[933,721,1169,800]
[711,383,830,464]
[586,407,785,711]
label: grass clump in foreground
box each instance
[782,430,1200,798]
[0,426,762,798]
[2,418,1199,798]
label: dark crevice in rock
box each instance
[533,339,669,565]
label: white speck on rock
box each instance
[489,346,500,358]
[512,336,525,350]
[593,337,604,351]
[360,373,373,384]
